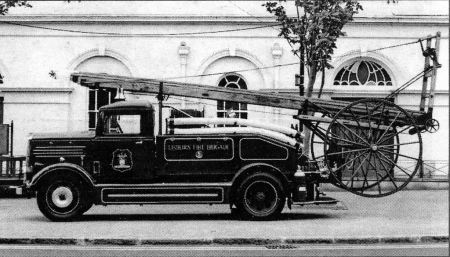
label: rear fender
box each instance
[229,163,290,206]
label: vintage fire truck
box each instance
[24,34,441,222]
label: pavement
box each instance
[0,190,447,247]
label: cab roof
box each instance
[99,100,154,111]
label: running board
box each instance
[98,183,230,204]
[292,196,340,206]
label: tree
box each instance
[0,1,31,15]
[264,0,362,97]
[263,0,362,158]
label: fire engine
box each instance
[24,33,441,221]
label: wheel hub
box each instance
[370,144,378,152]
[255,192,266,201]
[51,186,73,208]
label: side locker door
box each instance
[93,111,154,183]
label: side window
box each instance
[103,114,141,135]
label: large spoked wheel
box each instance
[37,174,86,221]
[237,173,285,220]
[323,99,422,197]
[310,112,335,172]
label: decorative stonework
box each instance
[271,43,283,59]
[178,42,190,67]
[67,47,138,76]
[271,43,283,89]
[196,48,268,88]
[178,42,191,108]
[331,49,403,87]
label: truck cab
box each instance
[92,101,155,183]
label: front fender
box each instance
[27,163,94,190]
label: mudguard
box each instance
[27,163,94,190]
[229,163,290,207]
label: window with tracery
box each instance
[333,60,393,87]
[217,74,248,120]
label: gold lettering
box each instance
[167,144,191,151]
[206,144,229,150]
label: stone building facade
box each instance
[0,1,448,177]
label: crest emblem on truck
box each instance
[195,150,203,159]
[112,149,133,172]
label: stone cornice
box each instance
[0,15,447,25]
[0,87,74,93]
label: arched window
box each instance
[75,56,131,130]
[217,74,248,120]
[334,60,393,86]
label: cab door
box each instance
[93,111,154,183]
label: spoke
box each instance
[335,123,356,143]
[344,152,358,187]
[365,102,373,140]
[376,111,401,145]
[378,141,420,148]
[350,152,356,188]
[376,102,387,132]
[314,147,363,167]
[345,152,370,187]
[375,152,398,189]
[327,134,367,148]
[325,147,371,157]
[360,153,370,190]
[378,151,415,178]
[367,152,383,194]
[334,119,370,146]
[377,126,410,146]
[379,148,421,162]
[315,125,327,133]
[334,150,369,173]
[349,107,370,143]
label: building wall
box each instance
[0,1,447,176]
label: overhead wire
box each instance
[160,38,425,80]
[3,12,432,91]
[0,20,279,36]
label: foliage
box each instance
[263,0,362,95]
[0,1,31,15]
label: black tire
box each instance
[37,174,86,222]
[236,173,285,220]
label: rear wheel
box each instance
[237,173,285,220]
[37,174,86,221]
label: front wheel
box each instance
[237,173,285,220]
[37,175,86,222]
